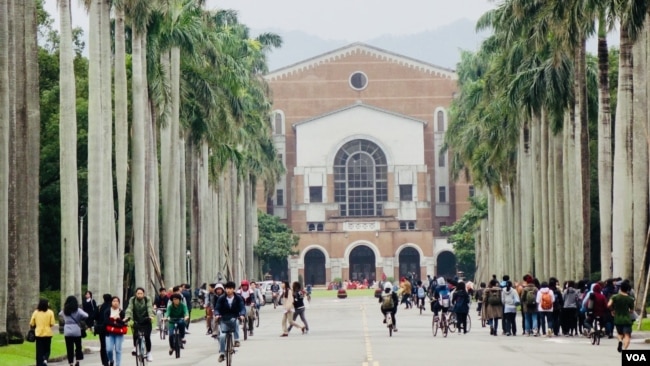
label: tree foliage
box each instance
[441,195,487,280]
[255,211,299,261]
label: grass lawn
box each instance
[0,332,100,366]
[310,288,376,299]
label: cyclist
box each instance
[215,281,246,363]
[415,281,426,310]
[250,281,263,309]
[432,277,451,322]
[164,293,189,356]
[271,281,281,308]
[236,280,256,336]
[306,284,313,301]
[153,287,169,334]
[124,287,155,362]
[378,282,399,331]
[210,283,226,339]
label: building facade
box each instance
[258,43,472,285]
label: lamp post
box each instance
[186,250,191,287]
[78,205,87,284]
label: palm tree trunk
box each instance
[131,29,147,288]
[547,127,556,279]
[597,15,613,280]
[612,27,635,281]
[160,50,176,284]
[520,121,533,276]
[553,132,565,280]
[114,2,128,298]
[532,116,542,276]
[59,0,80,301]
[632,24,649,287]
[0,0,11,343]
[574,40,591,279]
[87,0,104,296]
[540,111,549,278]
[100,0,115,292]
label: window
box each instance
[469,185,475,197]
[399,221,416,230]
[349,71,368,90]
[438,186,447,203]
[334,139,387,216]
[437,110,445,132]
[440,221,447,229]
[276,189,284,206]
[274,112,283,135]
[438,152,445,167]
[308,222,324,232]
[399,185,413,201]
[309,187,323,203]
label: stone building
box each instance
[258,43,473,285]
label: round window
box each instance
[349,71,368,91]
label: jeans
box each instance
[64,336,83,364]
[288,307,309,332]
[168,319,186,349]
[524,312,538,334]
[282,311,302,333]
[218,318,238,354]
[540,312,553,334]
[105,334,124,366]
[35,336,52,366]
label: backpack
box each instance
[487,290,501,306]
[381,293,395,310]
[586,292,595,311]
[417,287,425,298]
[541,291,553,310]
[525,288,538,308]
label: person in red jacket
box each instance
[584,283,608,334]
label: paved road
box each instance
[51,295,650,366]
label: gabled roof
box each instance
[265,42,457,81]
[292,101,427,130]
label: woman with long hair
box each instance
[104,296,127,366]
[59,295,88,366]
[82,291,97,330]
[30,299,55,366]
[288,282,309,334]
[280,281,304,337]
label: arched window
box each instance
[274,112,283,135]
[333,139,387,216]
[437,110,445,132]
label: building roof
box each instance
[265,42,457,81]
[292,101,427,130]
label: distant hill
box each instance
[260,18,490,72]
[258,18,618,73]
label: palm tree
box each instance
[59,0,80,301]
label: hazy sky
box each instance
[43,0,497,42]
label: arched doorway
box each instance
[399,247,420,280]
[436,251,456,279]
[304,249,326,285]
[349,245,375,282]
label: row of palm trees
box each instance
[444,1,650,300]
[0,0,284,339]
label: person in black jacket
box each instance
[214,282,245,363]
[94,294,112,366]
[83,291,98,330]
[378,282,399,331]
[181,284,192,331]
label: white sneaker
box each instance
[147,353,153,362]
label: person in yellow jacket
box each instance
[30,299,56,366]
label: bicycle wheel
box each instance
[226,333,233,366]
[448,314,456,333]
[159,324,164,340]
[442,320,448,338]
[243,318,248,340]
[590,331,597,345]
[419,301,423,315]
[255,309,260,328]
[466,314,472,333]
[432,317,439,337]
[174,330,181,358]
[387,314,392,337]
[136,336,146,366]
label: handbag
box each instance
[106,324,128,335]
[73,314,88,338]
[630,310,639,322]
[26,327,36,342]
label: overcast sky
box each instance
[43,0,497,42]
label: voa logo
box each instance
[625,354,646,362]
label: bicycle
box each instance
[132,322,147,366]
[272,292,279,309]
[448,312,471,333]
[432,312,449,337]
[385,312,394,337]
[254,306,260,328]
[218,318,239,366]
[588,316,604,346]
[157,313,168,340]
[167,318,186,358]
